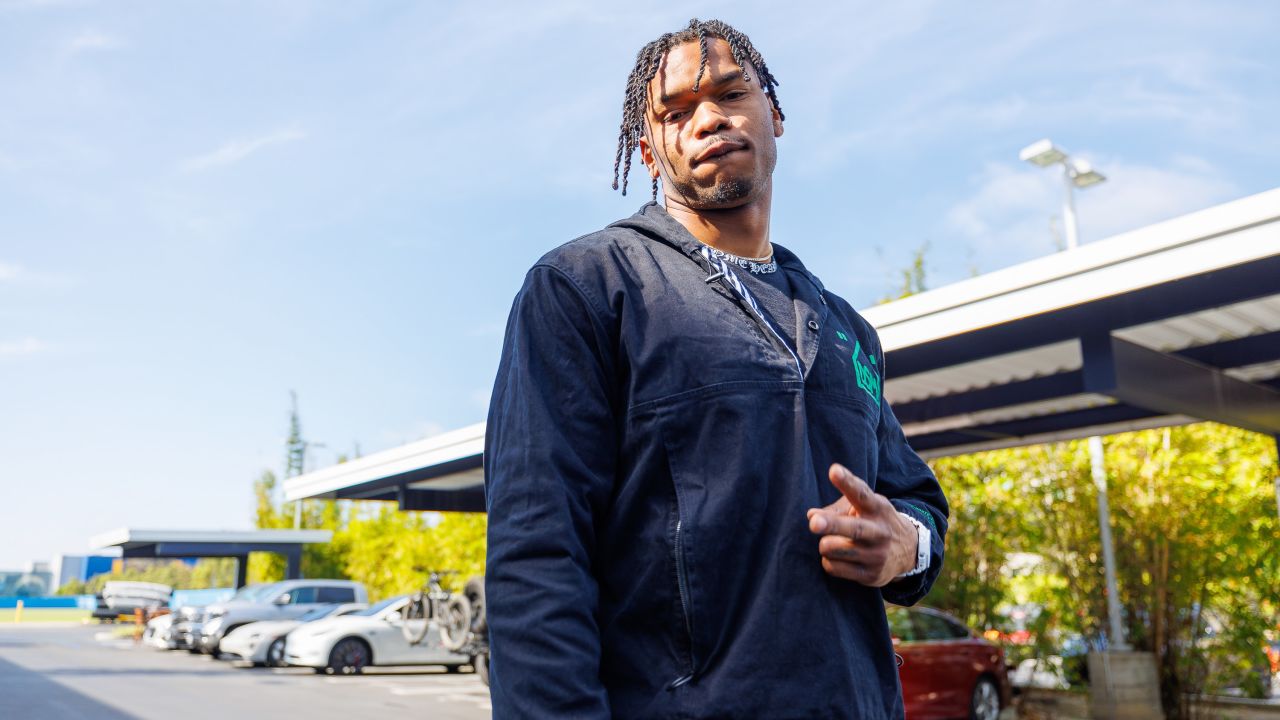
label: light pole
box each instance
[1019,139,1106,249]
[1020,139,1130,650]
[293,441,331,528]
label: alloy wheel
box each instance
[971,678,1000,720]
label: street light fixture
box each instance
[1018,138,1067,167]
[1019,138,1107,249]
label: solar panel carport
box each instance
[284,186,1280,512]
[91,528,334,588]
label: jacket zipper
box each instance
[669,518,696,689]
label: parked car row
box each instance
[143,579,480,677]
[136,577,998,715]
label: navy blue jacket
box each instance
[485,203,949,719]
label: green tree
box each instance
[879,241,930,303]
[191,557,236,588]
[926,423,1279,717]
[248,469,288,583]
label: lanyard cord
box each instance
[699,246,803,377]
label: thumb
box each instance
[829,463,876,514]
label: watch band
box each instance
[894,512,930,579]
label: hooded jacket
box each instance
[485,203,949,719]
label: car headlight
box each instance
[207,610,225,620]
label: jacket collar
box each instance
[610,202,826,294]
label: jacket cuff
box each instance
[883,499,945,606]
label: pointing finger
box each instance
[829,464,875,511]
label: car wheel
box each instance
[327,638,370,675]
[970,677,1000,720]
[267,637,287,668]
[475,651,489,687]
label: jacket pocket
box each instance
[668,509,697,689]
[650,382,811,687]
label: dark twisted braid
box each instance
[611,18,784,198]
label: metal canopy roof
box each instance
[285,186,1280,512]
[864,186,1280,457]
[283,423,485,511]
[91,528,334,586]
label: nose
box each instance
[690,101,730,139]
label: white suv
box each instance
[198,579,368,655]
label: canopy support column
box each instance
[283,549,302,580]
[234,556,248,589]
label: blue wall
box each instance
[0,595,96,609]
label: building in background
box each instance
[0,561,54,596]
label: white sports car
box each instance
[219,603,366,666]
[284,595,471,675]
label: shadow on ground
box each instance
[0,656,139,719]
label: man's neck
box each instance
[663,187,773,258]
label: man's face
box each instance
[640,38,783,209]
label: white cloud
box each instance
[66,29,125,54]
[1074,157,1237,242]
[0,261,73,288]
[0,338,46,356]
[0,0,85,10]
[181,128,308,172]
[941,154,1237,278]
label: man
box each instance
[485,18,948,719]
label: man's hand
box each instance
[806,463,918,587]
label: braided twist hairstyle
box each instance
[611,18,784,199]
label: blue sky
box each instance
[2,1,1278,571]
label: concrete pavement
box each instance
[0,623,490,720]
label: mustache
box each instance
[692,135,748,163]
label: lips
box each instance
[694,139,748,165]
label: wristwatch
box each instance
[894,512,930,579]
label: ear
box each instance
[638,133,660,180]
[772,104,784,138]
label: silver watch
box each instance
[894,512,930,579]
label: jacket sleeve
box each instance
[870,336,949,607]
[484,263,618,719]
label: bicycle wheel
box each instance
[439,592,472,651]
[401,593,431,645]
[464,576,487,636]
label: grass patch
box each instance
[0,608,92,623]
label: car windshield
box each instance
[230,584,276,602]
[297,605,343,622]
[352,597,405,617]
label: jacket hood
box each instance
[609,202,823,292]
[608,202,703,257]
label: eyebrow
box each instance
[658,69,745,105]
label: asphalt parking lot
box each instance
[0,624,491,720]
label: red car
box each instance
[887,605,1012,720]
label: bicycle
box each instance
[401,569,473,651]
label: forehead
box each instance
[649,37,742,99]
